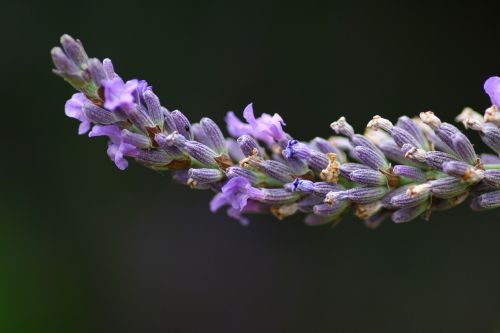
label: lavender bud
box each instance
[313,200,349,217]
[424,151,459,171]
[402,144,426,162]
[259,188,300,205]
[226,166,259,185]
[184,141,218,166]
[330,117,354,137]
[354,146,389,170]
[470,180,495,194]
[226,138,245,161]
[192,123,211,148]
[259,160,294,183]
[237,135,262,157]
[162,107,178,133]
[310,137,345,161]
[51,47,79,75]
[452,132,477,165]
[173,170,211,189]
[201,117,227,154]
[83,104,116,124]
[477,190,500,209]
[156,132,185,148]
[391,126,422,149]
[143,90,164,128]
[480,153,500,164]
[351,134,384,157]
[285,157,310,176]
[396,116,429,150]
[381,186,410,209]
[102,58,117,79]
[297,195,324,213]
[87,58,106,86]
[311,182,344,195]
[324,190,349,205]
[391,189,429,208]
[419,111,442,129]
[429,177,469,199]
[392,203,429,223]
[126,105,156,133]
[310,137,334,153]
[135,149,173,166]
[291,179,315,193]
[484,170,500,188]
[171,110,193,140]
[345,187,388,204]
[330,136,352,151]
[60,34,88,68]
[435,123,461,150]
[479,123,500,155]
[392,165,426,182]
[308,151,329,171]
[339,162,372,178]
[442,161,484,183]
[350,169,387,186]
[378,140,409,165]
[121,130,151,149]
[283,140,311,160]
[442,160,472,177]
[366,115,393,132]
[188,168,225,185]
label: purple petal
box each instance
[102,78,138,111]
[65,93,92,134]
[484,76,500,107]
[221,176,252,211]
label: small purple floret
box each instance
[102,77,138,112]
[64,93,92,134]
[484,76,500,107]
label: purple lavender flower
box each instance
[102,77,138,112]
[64,93,92,134]
[219,176,254,211]
[89,125,138,170]
[484,76,500,107]
[52,35,500,227]
[226,103,286,145]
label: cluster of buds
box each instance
[52,35,500,227]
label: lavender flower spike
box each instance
[52,34,500,227]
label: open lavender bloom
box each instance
[52,35,500,227]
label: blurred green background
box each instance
[3,0,500,332]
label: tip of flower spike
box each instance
[366,115,393,132]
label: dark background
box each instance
[3,1,500,332]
